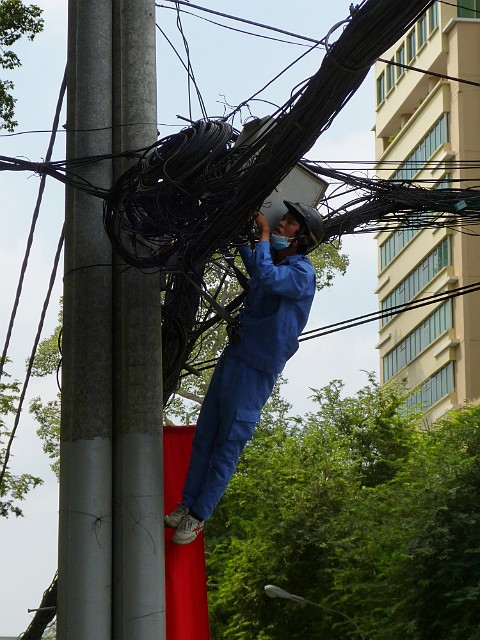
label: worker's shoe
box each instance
[172,513,204,545]
[165,503,190,529]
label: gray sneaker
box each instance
[165,503,189,529]
[172,513,204,545]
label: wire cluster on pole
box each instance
[3,0,467,405]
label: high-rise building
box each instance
[374,1,480,421]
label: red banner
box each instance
[164,425,210,640]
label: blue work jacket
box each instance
[226,241,316,375]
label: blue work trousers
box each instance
[182,351,277,521]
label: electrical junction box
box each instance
[234,117,328,228]
[261,163,328,229]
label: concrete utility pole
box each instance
[111,1,165,639]
[60,1,164,638]
[59,0,113,637]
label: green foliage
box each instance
[0,0,44,130]
[329,404,480,640]
[30,394,60,478]
[309,374,421,487]
[28,305,62,477]
[206,379,480,640]
[41,621,56,639]
[0,365,43,516]
[309,240,349,291]
[29,320,61,378]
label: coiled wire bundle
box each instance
[104,119,240,269]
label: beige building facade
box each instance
[374,1,480,421]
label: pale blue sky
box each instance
[0,1,378,633]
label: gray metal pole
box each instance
[111,2,165,638]
[58,0,113,638]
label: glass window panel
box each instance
[393,114,450,182]
[377,73,385,104]
[396,44,405,78]
[422,380,431,407]
[407,30,416,61]
[426,132,432,159]
[387,61,395,91]
[435,309,441,336]
[418,15,427,47]
[429,3,439,31]
[458,0,475,18]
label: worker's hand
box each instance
[254,211,270,242]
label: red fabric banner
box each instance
[164,425,210,640]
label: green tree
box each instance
[0,0,44,131]
[205,376,416,640]
[0,364,43,516]
[29,309,61,478]
[329,404,480,640]
[206,378,480,640]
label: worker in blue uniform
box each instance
[165,201,325,544]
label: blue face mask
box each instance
[270,233,294,250]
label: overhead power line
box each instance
[377,56,480,89]
[0,226,64,490]
[4,0,458,406]
[156,0,325,46]
[190,278,480,373]
[300,279,480,341]
[0,67,66,382]
[158,1,480,92]
[158,4,312,47]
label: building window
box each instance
[387,59,395,92]
[396,44,406,79]
[405,362,455,411]
[380,226,420,270]
[382,300,453,382]
[381,237,452,325]
[407,29,416,62]
[458,0,480,18]
[379,173,449,270]
[429,2,439,31]
[377,72,385,105]
[393,113,450,182]
[418,14,427,48]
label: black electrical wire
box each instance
[0,122,172,138]
[189,277,480,374]
[224,39,323,122]
[0,226,64,490]
[159,0,480,92]
[0,66,66,383]
[155,22,207,121]
[300,279,480,341]
[156,0,325,46]
[378,56,480,89]
[3,0,460,404]
[158,4,312,47]
[174,1,208,120]
[107,2,440,279]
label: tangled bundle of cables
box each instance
[103,119,246,269]
[306,164,480,239]
[103,0,438,275]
